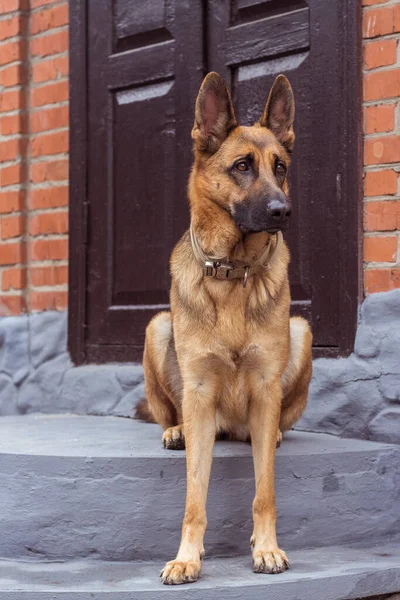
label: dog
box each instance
[136,71,313,585]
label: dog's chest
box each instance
[212,300,252,351]
[215,345,268,425]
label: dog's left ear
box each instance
[192,72,237,154]
[260,74,295,152]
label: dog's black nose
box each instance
[268,199,292,222]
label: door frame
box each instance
[68,0,363,365]
[69,0,88,364]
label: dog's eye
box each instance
[236,161,249,172]
[276,161,286,176]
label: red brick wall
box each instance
[363,0,400,293]
[0,1,399,315]
[0,0,68,316]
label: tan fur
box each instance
[139,72,313,584]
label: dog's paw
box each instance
[162,425,185,450]
[252,547,289,574]
[276,429,283,448]
[160,560,201,585]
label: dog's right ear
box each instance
[260,74,295,152]
[192,72,237,154]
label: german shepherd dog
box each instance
[137,72,312,585]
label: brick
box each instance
[364,235,398,262]
[29,159,68,183]
[0,138,20,162]
[30,265,68,287]
[0,89,25,112]
[0,15,23,41]
[30,80,68,107]
[1,214,25,239]
[363,5,400,38]
[394,3,400,31]
[2,266,26,291]
[364,69,400,101]
[364,135,400,165]
[0,163,25,187]
[365,268,390,293]
[32,55,68,83]
[30,4,68,35]
[30,238,68,261]
[29,211,68,236]
[0,191,24,214]
[364,200,400,231]
[0,63,25,87]
[31,0,59,8]
[30,130,69,157]
[0,39,25,65]
[0,0,28,13]
[364,39,397,70]
[365,268,400,294]
[364,169,398,196]
[364,104,395,134]
[0,113,26,135]
[29,290,67,311]
[0,241,26,265]
[0,138,22,161]
[0,294,26,315]
[29,186,68,209]
[30,105,68,133]
[30,29,68,58]
[363,0,388,6]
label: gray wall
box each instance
[297,288,400,443]
[0,289,399,443]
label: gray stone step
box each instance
[0,415,399,561]
[0,543,399,599]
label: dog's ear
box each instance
[260,74,295,152]
[192,72,237,154]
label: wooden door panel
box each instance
[113,0,173,50]
[113,81,175,307]
[108,44,175,89]
[225,7,309,64]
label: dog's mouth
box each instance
[238,223,289,235]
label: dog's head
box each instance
[191,72,295,235]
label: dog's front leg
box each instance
[249,377,289,574]
[161,371,217,585]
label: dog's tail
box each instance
[134,398,156,423]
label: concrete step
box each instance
[0,543,399,599]
[0,415,399,561]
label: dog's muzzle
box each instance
[234,196,292,234]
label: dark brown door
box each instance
[69,0,361,364]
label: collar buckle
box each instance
[204,260,234,279]
[204,260,217,277]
